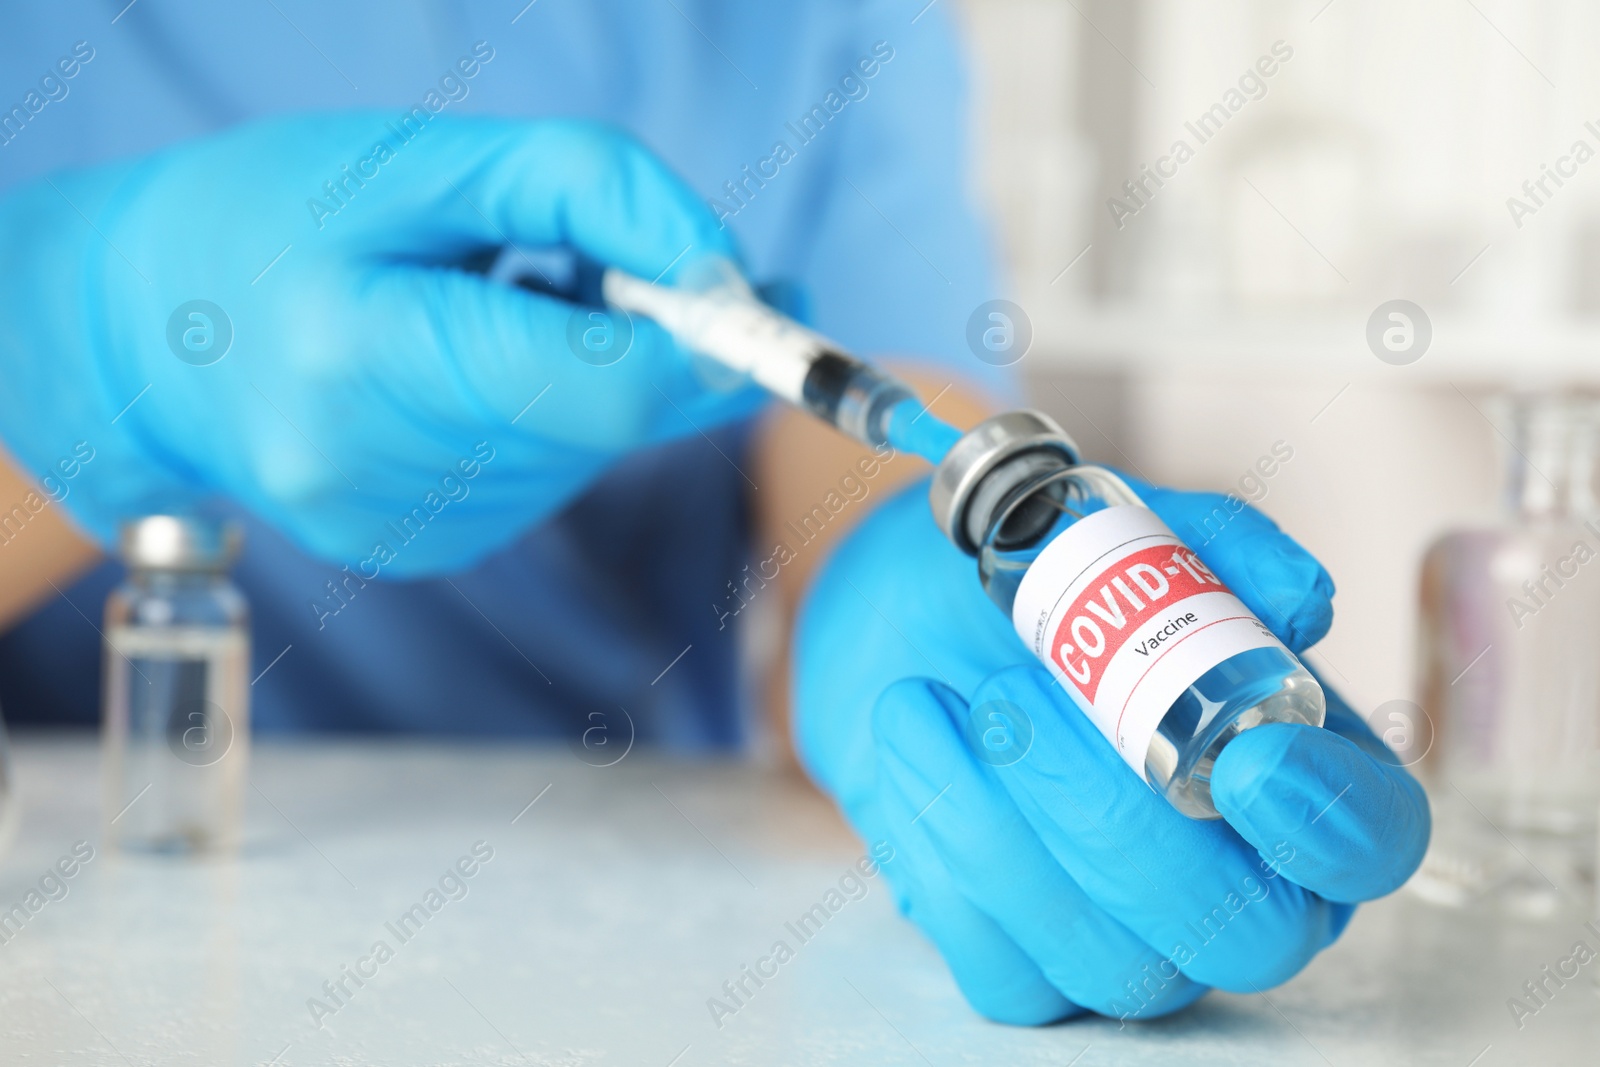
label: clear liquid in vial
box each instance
[103,626,249,852]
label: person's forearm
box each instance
[0,441,101,631]
[752,364,997,761]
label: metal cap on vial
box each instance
[119,515,242,572]
[929,410,1080,556]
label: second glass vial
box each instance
[102,516,250,852]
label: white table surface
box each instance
[0,736,1595,1066]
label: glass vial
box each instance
[102,516,249,853]
[965,441,1323,819]
[1414,391,1600,913]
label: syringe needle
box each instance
[601,267,959,461]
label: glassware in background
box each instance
[1412,392,1600,916]
[102,516,250,853]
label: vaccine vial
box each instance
[931,413,1324,819]
[1415,391,1600,910]
[102,516,250,852]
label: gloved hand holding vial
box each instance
[611,266,1431,1022]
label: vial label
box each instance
[1012,505,1285,781]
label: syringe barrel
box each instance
[601,268,913,447]
[799,351,914,448]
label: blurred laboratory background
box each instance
[955,0,1600,910]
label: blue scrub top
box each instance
[0,0,1006,749]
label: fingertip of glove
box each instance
[1234,533,1335,651]
[1210,723,1303,825]
[1213,721,1378,836]
[1213,722,1432,900]
[1284,597,1334,653]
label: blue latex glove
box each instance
[0,113,758,574]
[795,476,1430,1024]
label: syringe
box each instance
[601,268,963,464]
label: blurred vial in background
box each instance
[103,516,249,853]
[1412,392,1600,916]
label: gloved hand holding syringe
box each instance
[604,264,1324,819]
